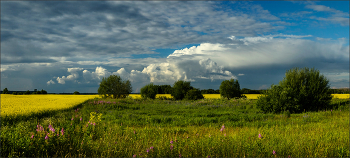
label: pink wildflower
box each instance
[273,150,276,155]
[31,134,34,139]
[170,145,174,150]
[259,133,262,139]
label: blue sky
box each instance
[1,1,349,93]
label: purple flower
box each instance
[139,153,142,156]
[147,149,149,153]
[273,150,276,155]
[45,134,49,140]
[133,154,136,158]
[71,118,74,121]
[150,146,154,150]
[93,123,96,126]
[259,133,262,139]
[170,140,173,144]
[60,128,64,136]
[179,154,182,157]
[134,130,136,134]
[31,134,34,139]
[80,117,82,121]
[170,145,174,150]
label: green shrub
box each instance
[36,91,42,94]
[24,90,30,95]
[18,92,23,95]
[171,80,193,100]
[185,88,204,100]
[12,92,17,95]
[256,67,332,114]
[73,91,80,95]
[140,83,157,99]
[2,88,9,94]
[219,79,243,99]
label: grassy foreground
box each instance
[1,97,349,157]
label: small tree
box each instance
[73,91,80,95]
[12,91,17,95]
[2,88,9,94]
[171,80,193,100]
[256,67,332,114]
[18,92,23,95]
[219,79,242,99]
[185,88,204,100]
[141,83,157,99]
[36,91,42,94]
[41,89,47,94]
[24,90,30,95]
[98,75,132,99]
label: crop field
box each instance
[1,94,100,117]
[1,95,349,157]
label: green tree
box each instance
[256,67,332,114]
[24,90,30,95]
[219,79,243,99]
[140,83,157,99]
[185,88,204,100]
[73,91,80,95]
[2,88,9,94]
[12,91,17,95]
[36,91,42,94]
[171,80,193,100]
[41,89,47,94]
[18,92,23,95]
[98,75,132,99]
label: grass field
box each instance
[1,94,349,157]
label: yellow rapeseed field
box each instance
[1,94,99,117]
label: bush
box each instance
[185,88,204,100]
[2,88,9,94]
[24,90,30,95]
[73,91,80,95]
[256,67,332,114]
[140,83,157,99]
[18,92,23,95]
[36,91,42,94]
[98,75,132,99]
[12,92,17,95]
[219,79,243,99]
[171,80,193,100]
[40,89,47,94]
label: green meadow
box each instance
[1,97,349,157]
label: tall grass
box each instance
[1,97,349,157]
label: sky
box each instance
[1,1,349,93]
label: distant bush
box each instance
[18,92,23,95]
[12,91,17,95]
[40,89,47,94]
[24,90,30,95]
[219,79,243,99]
[171,80,194,100]
[36,91,42,94]
[73,91,80,95]
[185,88,204,100]
[2,88,9,94]
[256,67,333,114]
[141,83,157,99]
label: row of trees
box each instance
[97,67,336,115]
[1,88,47,95]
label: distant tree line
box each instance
[1,88,47,95]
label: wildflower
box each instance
[134,130,136,134]
[331,109,332,111]
[139,153,142,156]
[45,134,49,140]
[170,140,173,144]
[179,154,182,157]
[31,134,34,139]
[80,117,82,121]
[71,118,74,121]
[147,149,149,153]
[60,128,64,136]
[86,124,89,127]
[273,150,276,155]
[187,136,189,139]
[170,145,174,150]
[133,154,136,158]
[150,146,154,150]
[81,141,83,145]
[224,133,226,136]
[259,133,262,139]
[93,123,96,126]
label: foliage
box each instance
[73,91,80,95]
[12,92,17,95]
[200,89,220,94]
[2,88,9,94]
[40,89,48,94]
[18,92,23,95]
[171,80,194,100]
[140,83,157,99]
[24,90,30,95]
[185,88,204,100]
[256,67,333,114]
[98,75,132,99]
[154,85,172,94]
[219,79,243,99]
